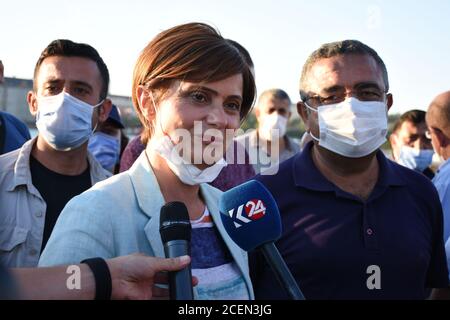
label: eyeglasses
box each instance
[304,88,386,108]
[425,129,433,140]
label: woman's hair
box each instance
[132,22,256,144]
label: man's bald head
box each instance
[426,91,450,161]
[427,91,450,133]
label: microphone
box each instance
[160,201,194,300]
[219,180,305,300]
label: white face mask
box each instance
[151,135,227,185]
[305,97,388,158]
[36,92,103,151]
[258,113,288,141]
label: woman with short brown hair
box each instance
[40,22,257,300]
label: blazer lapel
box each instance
[201,184,255,299]
[129,153,166,258]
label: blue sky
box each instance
[1,0,449,114]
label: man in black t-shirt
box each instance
[0,40,112,268]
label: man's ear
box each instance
[386,93,394,111]
[27,90,38,116]
[297,101,310,131]
[389,132,396,148]
[389,132,399,160]
[436,130,449,149]
[98,98,113,122]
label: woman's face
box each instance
[150,73,244,168]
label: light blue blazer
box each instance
[39,152,254,299]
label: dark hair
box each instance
[132,22,256,144]
[33,39,110,100]
[300,40,389,101]
[392,109,427,134]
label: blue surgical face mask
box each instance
[36,92,103,151]
[88,132,121,172]
[397,146,434,172]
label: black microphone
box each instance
[160,201,194,300]
[219,180,305,300]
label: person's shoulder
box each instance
[69,171,131,206]
[433,160,450,184]
[0,111,22,124]
[0,148,20,175]
[430,162,450,202]
[0,111,29,133]
[387,158,440,205]
[254,153,297,186]
[390,159,435,187]
[58,171,137,230]
[287,136,302,152]
[90,169,133,194]
[126,135,145,153]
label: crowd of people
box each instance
[0,21,449,300]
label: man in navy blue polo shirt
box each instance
[250,40,449,299]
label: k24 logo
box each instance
[228,199,266,228]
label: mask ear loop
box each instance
[303,102,320,142]
[91,99,105,133]
[148,89,179,146]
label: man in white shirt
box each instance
[236,89,300,174]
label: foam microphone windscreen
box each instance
[219,180,282,251]
[160,201,191,243]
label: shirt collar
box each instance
[293,141,405,192]
[252,129,294,152]
[436,157,450,174]
[10,137,36,192]
[8,136,110,192]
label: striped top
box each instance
[190,207,249,300]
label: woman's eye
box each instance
[225,102,241,111]
[191,92,207,103]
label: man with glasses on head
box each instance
[249,40,449,299]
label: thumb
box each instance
[148,255,191,273]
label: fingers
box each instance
[146,255,191,273]
[192,276,199,287]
